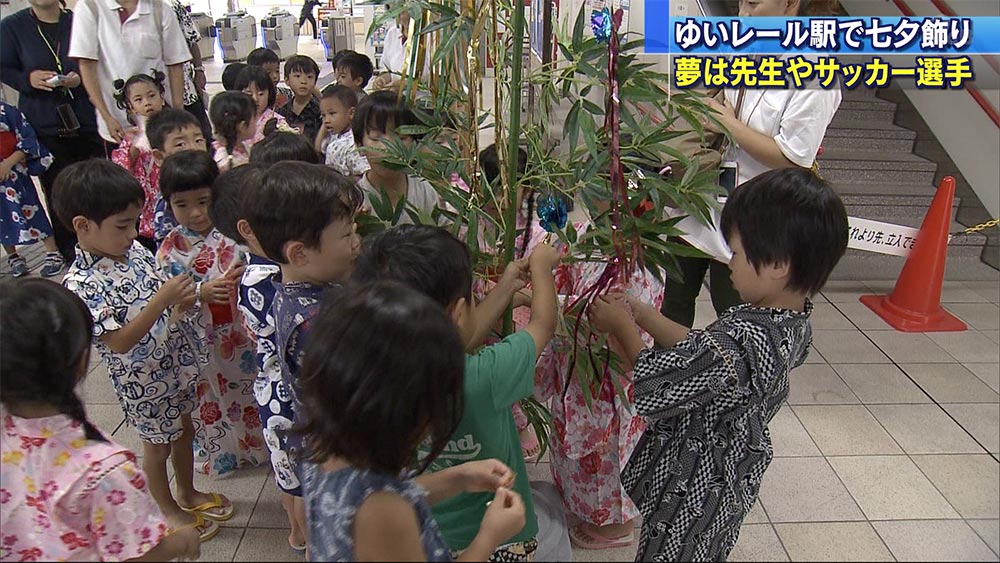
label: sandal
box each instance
[289,538,307,553]
[569,523,635,550]
[179,492,235,522]
[520,426,542,463]
[171,513,220,543]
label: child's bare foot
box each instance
[569,521,635,550]
[177,490,234,521]
[164,507,220,543]
[519,425,541,462]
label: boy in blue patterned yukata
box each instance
[244,161,363,556]
[590,168,849,562]
[209,162,308,553]
[55,159,232,544]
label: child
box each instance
[250,130,320,166]
[589,167,849,561]
[235,65,291,148]
[0,103,62,278]
[0,278,201,562]
[352,225,560,561]
[209,163,309,552]
[336,51,374,102]
[317,84,369,178]
[54,159,232,543]
[247,47,293,108]
[147,108,210,241]
[355,91,440,225]
[276,55,323,142]
[155,150,267,476]
[110,71,168,249]
[297,280,528,561]
[222,62,248,91]
[245,161,363,554]
[209,91,257,172]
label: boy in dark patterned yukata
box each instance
[590,168,849,562]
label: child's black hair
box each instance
[209,164,267,244]
[352,224,473,308]
[245,162,363,263]
[147,107,202,152]
[249,131,320,165]
[479,144,531,258]
[330,49,355,71]
[222,62,248,91]
[113,69,166,111]
[720,167,849,296]
[321,84,358,110]
[0,278,107,442]
[284,54,320,78]
[209,91,257,156]
[247,47,281,67]
[298,280,466,474]
[53,158,145,230]
[235,65,277,109]
[352,90,418,145]
[336,51,374,89]
[160,150,221,202]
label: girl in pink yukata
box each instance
[155,150,267,476]
[110,71,167,248]
[209,92,256,173]
[235,65,290,150]
[0,278,201,562]
[478,144,661,550]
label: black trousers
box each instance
[184,95,213,142]
[299,13,318,38]
[660,252,744,329]
[38,132,107,261]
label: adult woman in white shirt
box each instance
[370,7,409,90]
[660,0,843,328]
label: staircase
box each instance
[817,85,996,281]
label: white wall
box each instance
[839,0,999,216]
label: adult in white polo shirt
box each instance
[69,0,190,144]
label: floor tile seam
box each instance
[826,302,994,455]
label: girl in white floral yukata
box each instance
[155,150,267,476]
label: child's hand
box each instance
[589,293,634,335]
[513,288,532,309]
[223,263,246,282]
[156,273,197,309]
[528,243,560,273]
[200,278,235,305]
[498,258,529,296]
[459,458,515,493]
[481,488,526,545]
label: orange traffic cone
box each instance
[860,176,967,332]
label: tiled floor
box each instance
[4,35,1000,563]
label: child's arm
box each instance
[590,294,646,366]
[413,458,514,506]
[101,274,196,354]
[522,243,560,359]
[314,122,329,153]
[353,492,428,561]
[626,294,691,348]
[467,259,528,350]
[0,150,25,180]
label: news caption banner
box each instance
[641,10,999,256]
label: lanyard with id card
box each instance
[32,9,81,136]
[715,86,746,204]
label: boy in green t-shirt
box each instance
[352,224,559,561]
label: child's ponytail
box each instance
[209,91,257,155]
[0,279,108,443]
